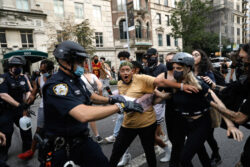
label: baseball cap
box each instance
[146,48,158,56]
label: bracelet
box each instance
[180,83,184,91]
[115,103,124,114]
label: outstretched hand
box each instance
[122,101,143,113]
[183,84,199,94]
[227,126,244,142]
[109,95,126,104]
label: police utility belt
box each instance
[38,131,89,167]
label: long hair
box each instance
[182,66,202,90]
[194,49,213,75]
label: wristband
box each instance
[115,103,124,114]
[180,83,184,91]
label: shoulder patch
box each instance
[53,83,68,96]
[0,77,5,84]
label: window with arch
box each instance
[146,22,150,39]
[119,19,127,39]
[135,20,142,39]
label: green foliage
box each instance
[170,0,227,55]
[109,80,118,85]
[49,19,96,57]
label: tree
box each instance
[46,19,96,58]
[170,0,220,54]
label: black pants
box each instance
[13,114,32,152]
[109,122,157,167]
[40,137,109,167]
[180,113,212,167]
[241,135,250,167]
[206,128,219,156]
[165,112,186,166]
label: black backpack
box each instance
[212,69,225,86]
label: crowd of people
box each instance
[0,40,249,167]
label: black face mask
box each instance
[173,71,183,81]
[13,68,22,75]
[166,62,173,71]
[94,59,98,64]
[148,57,158,67]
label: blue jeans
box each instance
[113,114,124,137]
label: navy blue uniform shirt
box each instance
[0,72,29,103]
[43,69,92,137]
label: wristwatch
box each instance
[115,103,124,114]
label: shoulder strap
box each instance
[164,71,168,79]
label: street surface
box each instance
[6,69,248,167]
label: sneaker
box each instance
[18,149,34,160]
[96,136,104,144]
[118,153,131,166]
[210,153,222,167]
[160,146,172,163]
[105,135,116,143]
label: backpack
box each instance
[212,69,225,86]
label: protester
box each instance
[92,55,102,78]
[109,61,200,167]
[220,58,229,78]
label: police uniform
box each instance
[42,69,109,167]
[0,72,32,159]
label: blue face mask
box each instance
[43,73,51,78]
[74,65,84,77]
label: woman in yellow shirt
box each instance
[109,61,199,167]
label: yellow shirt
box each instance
[118,74,156,128]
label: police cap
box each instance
[53,40,89,61]
[8,56,26,66]
[171,52,194,67]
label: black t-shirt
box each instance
[43,70,91,137]
[145,63,167,77]
[173,79,210,116]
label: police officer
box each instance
[0,56,31,161]
[41,40,143,167]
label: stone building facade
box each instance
[150,0,182,63]
[0,0,116,73]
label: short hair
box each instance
[100,57,106,61]
[93,55,98,58]
[119,61,133,70]
[117,51,130,59]
[41,59,54,72]
[131,61,144,74]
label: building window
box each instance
[225,26,228,34]
[95,32,103,47]
[157,0,161,4]
[158,34,163,46]
[231,27,234,34]
[16,0,29,11]
[174,38,178,47]
[166,35,171,46]
[146,22,150,39]
[231,14,234,23]
[119,20,127,39]
[164,0,168,6]
[117,0,126,11]
[166,15,170,26]
[134,0,140,10]
[0,29,7,48]
[237,17,240,24]
[156,13,161,24]
[224,13,228,20]
[135,20,142,39]
[54,0,64,17]
[93,5,102,21]
[20,30,33,48]
[237,28,240,36]
[145,0,148,10]
[159,55,164,63]
[237,5,240,11]
[75,3,84,19]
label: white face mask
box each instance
[120,60,126,65]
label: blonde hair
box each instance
[182,66,202,90]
